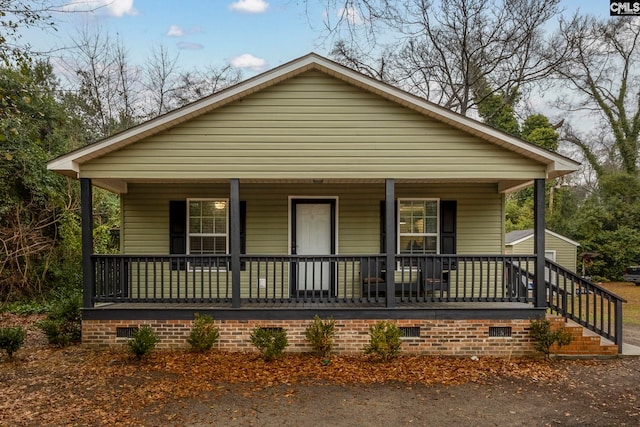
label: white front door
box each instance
[293,202,333,293]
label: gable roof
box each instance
[48,52,579,185]
[505,229,580,247]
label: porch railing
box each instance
[511,258,626,351]
[545,259,625,350]
[92,254,536,305]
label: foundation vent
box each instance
[399,327,421,338]
[116,327,138,338]
[488,327,512,337]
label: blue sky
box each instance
[30,0,611,76]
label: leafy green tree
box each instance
[0,0,55,66]
[473,75,521,137]
[569,174,640,280]
[472,82,565,233]
[0,61,83,299]
[521,115,559,151]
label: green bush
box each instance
[127,325,159,360]
[2,301,50,315]
[36,290,82,347]
[363,321,402,361]
[529,319,573,358]
[187,313,220,352]
[0,326,27,359]
[304,315,335,358]
[249,327,288,361]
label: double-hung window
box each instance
[187,199,228,269]
[398,199,439,255]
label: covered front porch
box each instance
[80,178,550,311]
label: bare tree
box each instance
[552,15,640,179]
[144,44,179,116]
[314,0,564,116]
[60,27,144,138]
[171,65,242,108]
[113,38,139,129]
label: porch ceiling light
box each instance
[214,201,227,210]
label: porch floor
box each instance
[84,301,541,321]
[93,301,532,309]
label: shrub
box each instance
[3,300,50,315]
[249,327,288,361]
[304,315,335,358]
[127,325,159,360]
[0,326,27,359]
[529,319,573,358]
[187,313,219,352]
[363,321,402,362]
[37,290,82,347]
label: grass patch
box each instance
[599,282,640,325]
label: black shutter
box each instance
[170,200,247,270]
[440,200,457,254]
[169,200,187,270]
[379,200,398,254]
[239,201,246,270]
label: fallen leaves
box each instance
[0,344,578,426]
[0,315,631,426]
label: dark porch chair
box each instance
[421,257,449,294]
[360,257,386,297]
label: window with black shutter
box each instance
[380,199,457,255]
[169,200,246,270]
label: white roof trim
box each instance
[506,229,580,247]
[47,53,580,177]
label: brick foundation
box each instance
[82,318,540,357]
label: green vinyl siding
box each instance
[122,182,502,256]
[121,182,503,299]
[81,71,546,180]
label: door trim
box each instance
[288,196,339,255]
[288,197,338,297]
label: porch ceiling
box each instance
[91,177,532,194]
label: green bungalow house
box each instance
[47,53,624,355]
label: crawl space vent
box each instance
[488,327,512,337]
[116,327,138,338]
[399,327,421,338]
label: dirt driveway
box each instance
[1,329,639,426]
[1,313,639,426]
[170,361,640,427]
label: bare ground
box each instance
[624,323,640,347]
[1,313,639,426]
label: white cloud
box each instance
[229,54,267,71]
[62,0,137,17]
[338,6,363,25]
[229,0,269,13]
[166,25,185,37]
[177,41,204,51]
